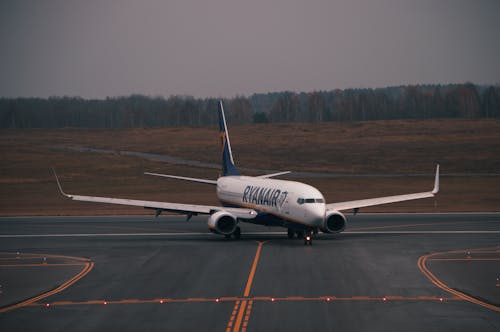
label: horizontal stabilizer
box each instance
[144,172,217,185]
[257,171,291,179]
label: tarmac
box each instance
[0,213,499,331]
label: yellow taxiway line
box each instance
[0,252,94,313]
[417,247,500,312]
[226,241,264,332]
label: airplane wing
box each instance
[326,165,439,212]
[53,170,256,219]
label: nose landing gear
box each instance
[304,233,312,245]
[287,228,313,245]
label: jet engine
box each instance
[207,211,238,235]
[320,211,346,233]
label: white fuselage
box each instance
[217,176,326,228]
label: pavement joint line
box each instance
[0,252,90,262]
[428,258,500,261]
[349,221,490,231]
[0,263,88,267]
[0,257,57,260]
[417,247,500,312]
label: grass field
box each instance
[1,118,499,215]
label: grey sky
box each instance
[1,0,499,98]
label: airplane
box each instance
[54,101,440,245]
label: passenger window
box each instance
[305,198,315,203]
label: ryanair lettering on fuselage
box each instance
[242,185,288,208]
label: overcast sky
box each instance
[1,0,499,99]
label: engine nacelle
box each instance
[320,211,347,233]
[207,211,238,235]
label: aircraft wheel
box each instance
[233,226,241,240]
[287,228,294,239]
[304,234,312,245]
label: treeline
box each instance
[1,83,499,128]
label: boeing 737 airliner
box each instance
[55,101,439,245]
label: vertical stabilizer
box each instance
[218,101,240,176]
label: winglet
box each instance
[51,168,71,198]
[432,164,440,195]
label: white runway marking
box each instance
[346,231,500,234]
[0,230,499,238]
[0,232,207,238]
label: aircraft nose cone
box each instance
[308,205,325,226]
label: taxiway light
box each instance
[160,300,164,304]
[439,298,444,302]
[382,297,387,302]
[326,297,331,302]
[45,303,50,308]
[103,301,107,305]
[271,298,275,302]
[215,298,220,303]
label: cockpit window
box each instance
[297,198,324,204]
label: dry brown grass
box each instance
[1,119,499,215]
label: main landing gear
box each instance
[233,226,241,239]
[225,226,241,240]
[287,228,313,245]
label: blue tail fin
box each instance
[218,101,240,176]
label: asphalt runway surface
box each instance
[0,213,499,331]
